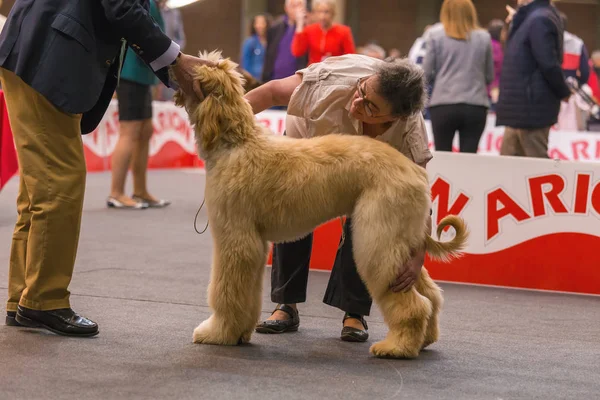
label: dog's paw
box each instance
[192,317,243,346]
[370,340,420,359]
[238,330,253,344]
[192,319,216,344]
[422,323,439,350]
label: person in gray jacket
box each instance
[423,0,494,153]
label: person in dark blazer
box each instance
[0,0,212,337]
[261,0,308,84]
[496,0,570,158]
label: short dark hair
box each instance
[375,58,427,118]
[487,19,504,42]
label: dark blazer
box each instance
[0,0,175,133]
[261,16,307,83]
[496,0,571,129]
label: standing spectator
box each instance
[423,0,494,153]
[409,25,434,120]
[496,0,570,158]
[359,43,386,60]
[157,0,187,101]
[487,19,505,109]
[108,0,171,209]
[241,14,271,81]
[591,51,600,100]
[161,2,186,51]
[557,11,592,131]
[559,12,589,85]
[262,0,308,84]
[592,51,600,78]
[0,0,211,335]
[387,48,402,60]
[291,0,355,66]
[408,25,432,67]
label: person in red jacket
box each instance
[291,0,355,65]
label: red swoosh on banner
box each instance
[84,141,202,172]
[425,232,600,295]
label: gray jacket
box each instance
[423,23,494,108]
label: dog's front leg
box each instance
[193,230,268,346]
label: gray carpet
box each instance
[0,170,599,400]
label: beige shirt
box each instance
[285,54,432,165]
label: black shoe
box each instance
[341,313,369,342]
[255,304,300,334]
[6,311,23,327]
[16,306,99,337]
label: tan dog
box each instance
[174,51,469,359]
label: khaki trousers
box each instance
[0,68,86,312]
[499,126,551,158]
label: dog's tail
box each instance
[424,215,469,262]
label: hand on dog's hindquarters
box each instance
[390,248,425,293]
[170,53,215,103]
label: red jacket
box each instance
[291,23,355,65]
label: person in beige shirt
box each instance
[245,54,432,342]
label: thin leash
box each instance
[194,197,209,234]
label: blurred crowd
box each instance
[112,0,600,161]
[235,0,600,158]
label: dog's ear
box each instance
[169,67,189,109]
[193,93,222,152]
[173,88,185,108]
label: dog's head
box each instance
[173,50,246,112]
[173,50,256,154]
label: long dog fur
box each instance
[175,51,469,358]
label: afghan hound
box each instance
[174,51,468,359]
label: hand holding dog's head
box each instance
[173,51,246,112]
[170,53,217,105]
[173,50,255,155]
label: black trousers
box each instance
[429,104,488,153]
[270,217,373,316]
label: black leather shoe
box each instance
[255,304,299,334]
[6,311,23,327]
[16,306,99,337]
[341,313,369,342]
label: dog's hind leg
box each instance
[351,200,432,359]
[352,238,432,358]
[193,228,267,346]
[415,267,443,350]
[369,286,432,359]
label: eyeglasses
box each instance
[356,78,374,117]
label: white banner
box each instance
[424,152,600,295]
[255,110,600,162]
[82,102,600,163]
[82,101,197,158]
[428,152,600,254]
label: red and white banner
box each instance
[82,101,200,172]
[3,100,599,294]
[425,152,600,295]
[78,102,600,295]
[80,101,600,170]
